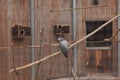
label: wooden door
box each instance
[86,49,112,74]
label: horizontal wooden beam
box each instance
[0,41,75,49]
[50,5,108,12]
[9,14,120,73]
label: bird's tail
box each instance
[63,52,68,57]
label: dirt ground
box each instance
[52,73,120,80]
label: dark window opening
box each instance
[92,0,99,5]
[86,21,112,47]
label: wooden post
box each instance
[118,0,120,76]
[9,14,120,73]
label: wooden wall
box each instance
[0,0,31,80]
[0,0,118,80]
[34,0,72,79]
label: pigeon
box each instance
[58,37,68,57]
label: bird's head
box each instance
[57,37,64,42]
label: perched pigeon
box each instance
[58,37,68,57]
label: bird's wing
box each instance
[61,40,68,48]
[59,40,68,57]
[60,45,68,57]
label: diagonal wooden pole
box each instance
[9,14,120,73]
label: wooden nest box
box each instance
[12,24,31,38]
[53,24,70,35]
